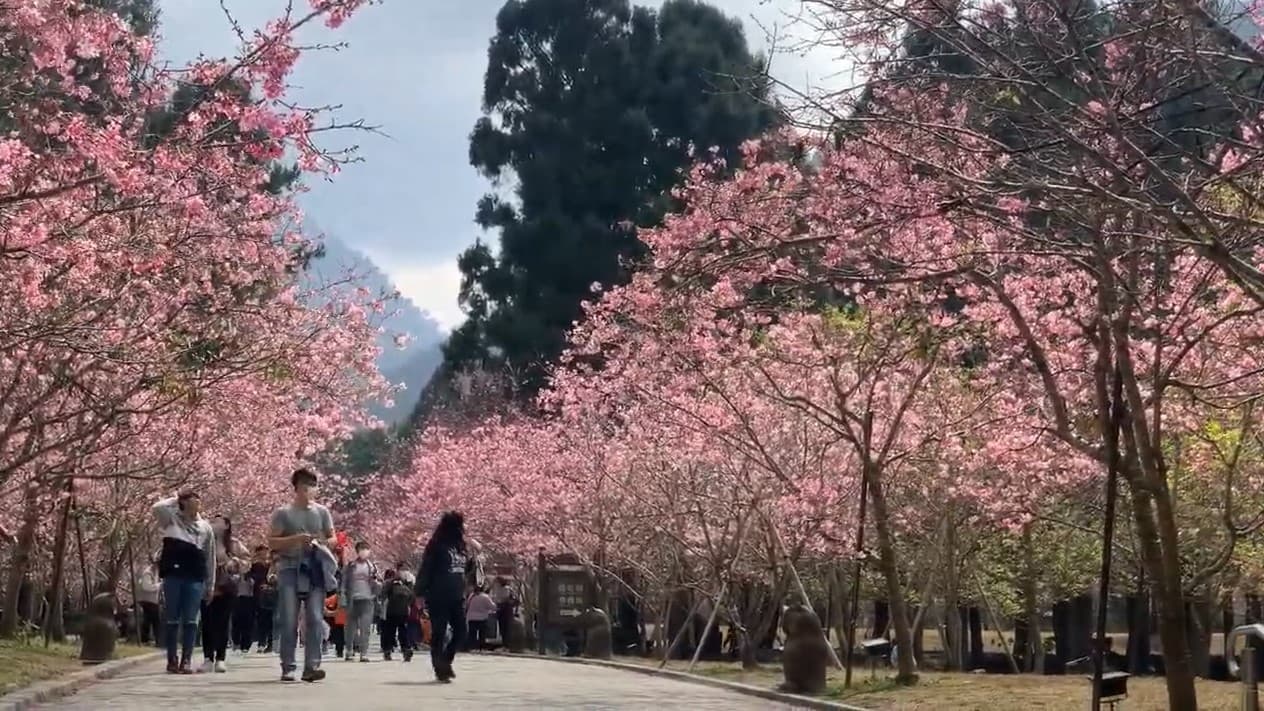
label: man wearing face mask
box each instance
[268,468,336,682]
[341,540,379,663]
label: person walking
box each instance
[416,600,432,650]
[465,585,496,651]
[381,570,415,661]
[415,511,475,683]
[152,491,216,675]
[268,468,337,683]
[136,560,162,647]
[341,541,379,662]
[257,572,277,653]
[239,545,269,653]
[232,564,255,653]
[397,566,423,653]
[325,591,347,659]
[407,596,427,652]
[202,516,249,672]
[490,576,515,650]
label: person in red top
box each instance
[325,531,349,659]
[325,593,346,658]
[407,596,428,650]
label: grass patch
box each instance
[0,638,151,697]
[618,657,1243,710]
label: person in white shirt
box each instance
[490,576,515,649]
[152,491,215,675]
[136,561,162,647]
[465,586,496,651]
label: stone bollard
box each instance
[779,603,829,695]
[581,606,613,660]
[505,613,528,653]
[1246,646,1259,711]
[79,593,118,665]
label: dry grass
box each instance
[0,638,150,697]
[623,658,1243,710]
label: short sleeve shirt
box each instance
[270,503,334,571]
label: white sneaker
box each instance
[359,654,370,663]
[199,659,214,674]
[214,660,227,673]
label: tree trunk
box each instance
[1,483,43,637]
[909,568,935,669]
[1014,614,1029,670]
[1021,524,1044,673]
[1052,599,1070,665]
[1126,592,1151,674]
[830,566,849,660]
[976,577,1020,674]
[44,480,73,643]
[1221,598,1235,669]
[944,515,962,671]
[741,572,788,669]
[911,605,926,667]
[1132,487,1198,709]
[1071,594,1093,660]
[867,470,916,683]
[1186,596,1211,678]
[967,607,984,669]
[873,599,890,640]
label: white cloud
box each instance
[372,258,466,333]
[156,0,852,339]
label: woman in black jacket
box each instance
[415,511,475,682]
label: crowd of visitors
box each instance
[141,468,518,684]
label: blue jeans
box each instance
[162,577,204,663]
[276,567,325,672]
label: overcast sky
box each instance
[158,0,851,330]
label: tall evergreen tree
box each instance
[446,0,780,392]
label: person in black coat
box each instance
[415,511,475,682]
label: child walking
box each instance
[325,593,346,659]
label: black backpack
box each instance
[386,579,412,618]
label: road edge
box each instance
[0,650,163,711]
[483,650,870,711]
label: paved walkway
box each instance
[38,645,799,710]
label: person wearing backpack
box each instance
[381,571,415,661]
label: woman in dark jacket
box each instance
[415,511,475,682]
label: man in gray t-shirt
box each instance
[270,503,334,572]
[268,468,336,682]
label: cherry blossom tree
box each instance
[0,0,388,636]
[641,64,1264,706]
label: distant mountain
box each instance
[305,234,446,424]
[380,346,445,422]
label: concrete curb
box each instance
[484,650,870,710]
[0,650,163,711]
